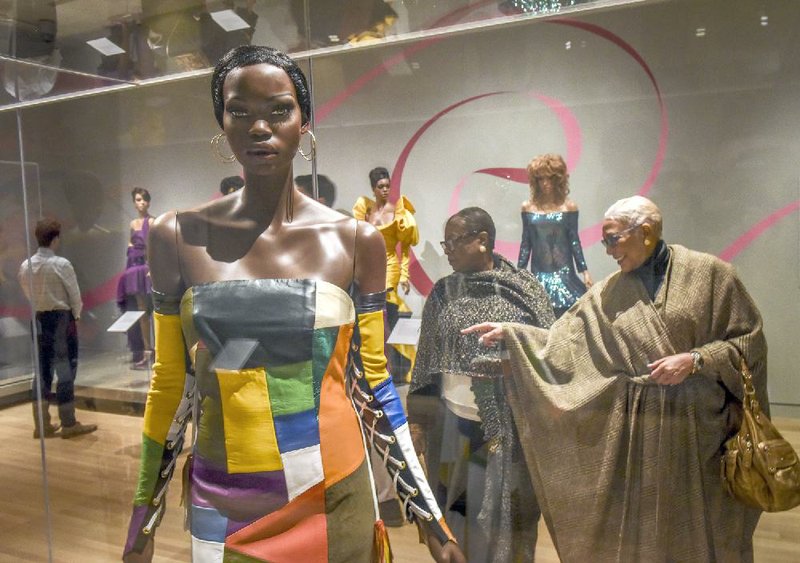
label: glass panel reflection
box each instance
[0,0,797,560]
[0,0,610,109]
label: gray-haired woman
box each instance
[466,195,767,562]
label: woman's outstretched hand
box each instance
[461,322,505,347]
[422,530,466,563]
[433,540,467,563]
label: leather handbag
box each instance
[721,359,800,512]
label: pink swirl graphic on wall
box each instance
[383,18,670,294]
[719,200,800,262]
[3,9,793,317]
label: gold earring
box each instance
[644,239,651,246]
[211,133,236,163]
[479,245,487,253]
[298,130,317,161]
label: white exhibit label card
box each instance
[387,318,421,346]
[107,311,145,333]
[86,38,126,56]
[210,9,251,32]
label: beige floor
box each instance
[0,404,797,562]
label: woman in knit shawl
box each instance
[466,196,767,562]
[409,207,555,562]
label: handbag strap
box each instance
[740,358,759,412]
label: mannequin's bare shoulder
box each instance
[298,194,352,223]
[354,219,384,251]
[302,200,382,253]
[180,195,234,225]
[353,220,386,294]
[521,200,536,212]
[564,199,579,212]
[149,210,179,247]
[148,211,183,294]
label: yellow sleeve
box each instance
[125,311,192,556]
[143,312,188,444]
[350,299,456,545]
[394,196,419,282]
[352,196,373,221]
[355,309,390,389]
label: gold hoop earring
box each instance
[211,133,236,163]
[298,130,317,162]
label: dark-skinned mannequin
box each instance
[124,188,153,368]
[123,46,463,563]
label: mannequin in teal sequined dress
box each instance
[518,153,593,317]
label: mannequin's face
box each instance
[534,174,554,195]
[222,63,305,174]
[372,178,390,203]
[133,193,150,214]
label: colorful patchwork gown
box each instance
[124,278,454,561]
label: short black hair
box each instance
[295,174,336,207]
[220,176,245,195]
[131,187,151,202]
[35,218,61,247]
[211,45,311,129]
[448,207,496,251]
[368,167,390,188]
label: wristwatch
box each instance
[690,350,704,375]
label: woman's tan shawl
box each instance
[503,245,766,562]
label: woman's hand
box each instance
[647,353,694,385]
[461,322,505,347]
[582,270,594,288]
[431,540,466,563]
[418,522,466,563]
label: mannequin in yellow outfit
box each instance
[352,166,418,384]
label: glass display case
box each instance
[1,0,798,561]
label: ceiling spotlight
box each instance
[565,41,572,49]
[695,27,706,37]
[760,15,768,26]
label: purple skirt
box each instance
[120,263,151,297]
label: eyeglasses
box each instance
[601,224,640,248]
[440,231,479,252]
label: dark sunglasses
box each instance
[601,224,640,248]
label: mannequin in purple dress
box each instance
[117,187,153,369]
